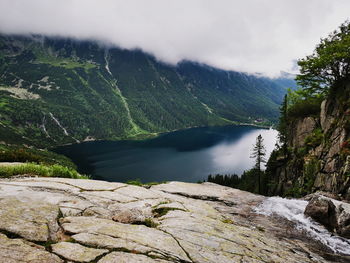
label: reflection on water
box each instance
[55,126,278,183]
[209,128,278,175]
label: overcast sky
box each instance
[0,0,349,77]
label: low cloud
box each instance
[0,0,349,76]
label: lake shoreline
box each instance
[51,122,274,148]
[54,125,278,183]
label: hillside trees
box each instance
[296,20,350,96]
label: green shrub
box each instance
[131,218,159,228]
[126,179,143,186]
[0,163,89,179]
[152,207,185,218]
[288,97,323,119]
[304,128,323,149]
[0,145,76,169]
[126,179,166,186]
[303,158,319,192]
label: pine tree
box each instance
[250,134,266,193]
[278,94,288,156]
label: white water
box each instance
[255,197,350,255]
[104,51,113,76]
[49,112,69,136]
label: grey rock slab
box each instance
[0,197,59,242]
[51,242,108,262]
[0,182,95,217]
[98,251,171,263]
[156,201,187,211]
[0,233,63,263]
[111,207,148,223]
[115,185,162,199]
[72,233,159,255]
[82,206,113,219]
[158,198,325,263]
[0,180,80,193]
[80,190,138,203]
[23,177,126,191]
[152,181,230,200]
[61,216,190,262]
[152,182,262,207]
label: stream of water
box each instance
[255,197,350,255]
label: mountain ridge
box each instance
[0,34,294,147]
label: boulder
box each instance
[305,194,350,238]
[304,195,337,231]
[337,204,350,238]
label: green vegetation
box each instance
[126,179,166,186]
[0,163,88,179]
[34,50,96,70]
[266,20,350,198]
[221,218,234,224]
[0,144,76,169]
[304,128,323,149]
[0,34,290,147]
[277,95,288,154]
[207,134,269,195]
[250,134,266,194]
[284,158,320,197]
[142,218,159,228]
[286,20,350,119]
[296,20,350,95]
[152,207,185,218]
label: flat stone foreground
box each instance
[0,178,329,262]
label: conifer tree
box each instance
[278,94,288,156]
[250,134,266,193]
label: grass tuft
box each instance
[126,178,167,186]
[0,163,89,179]
[152,207,186,218]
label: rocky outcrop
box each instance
[304,195,337,230]
[290,117,318,148]
[268,83,350,200]
[305,194,350,238]
[0,177,345,262]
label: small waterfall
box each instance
[255,197,350,255]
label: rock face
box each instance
[305,194,350,238]
[0,177,346,262]
[290,117,318,148]
[268,83,350,200]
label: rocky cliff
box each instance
[268,83,350,200]
[0,177,349,262]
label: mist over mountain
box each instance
[1,0,350,76]
[0,34,293,146]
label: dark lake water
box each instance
[54,125,278,183]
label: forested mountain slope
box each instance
[0,35,291,147]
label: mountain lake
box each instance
[54,125,278,183]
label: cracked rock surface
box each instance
[0,178,344,262]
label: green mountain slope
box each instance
[0,35,293,147]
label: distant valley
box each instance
[0,35,294,147]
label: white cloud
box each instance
[0,0,349,76]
